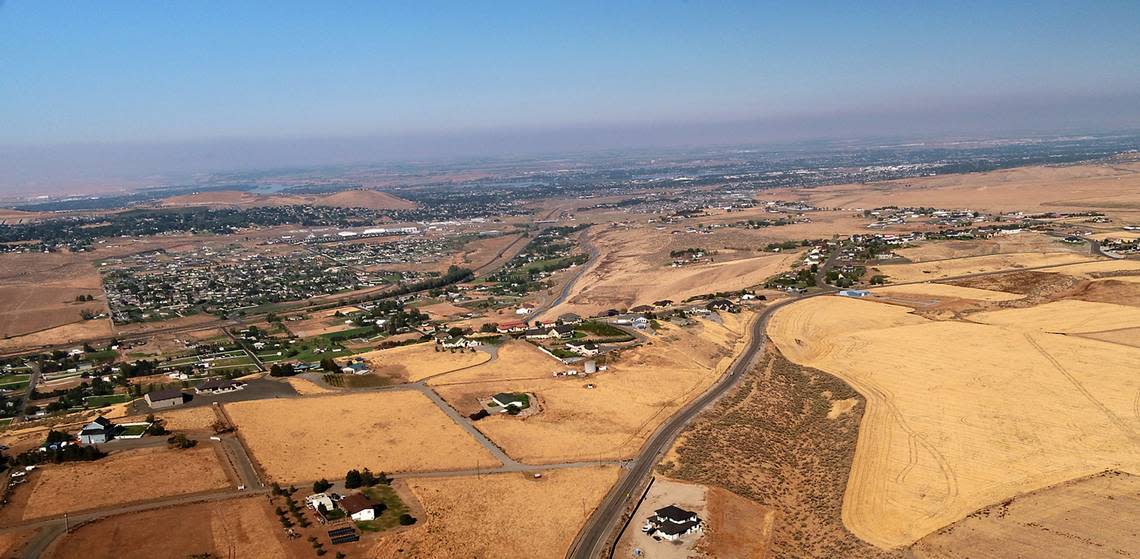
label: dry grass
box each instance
[546,225,799,317]
[358,342,490,382]
[768,295,1140,547]
[970,299,1140,333]
[435,314,750,463]
[872,252,1094,283]
[225,390,501,482]
[282,376,335,395]
[911,470,1140,559]
[47,497,296,559]
[367,466,620,558]
[893,233,1084,263]
[23,446,231,520]
[426,340,560,386]
[699,486,778,559]
[0,252,109,339]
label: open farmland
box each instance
[970,299,1140,333]
[870,283,1024,302]
[434,314,750,463]
[425,340,560,385]
[892,232,1086,263]
[767,295,1140,548]
[22,446,232,520]
[911,470,1140,559]
[358,342,490,382]
[546,225,799,317]
[46,497,296,559]
[0,252,110,339]
[367,466,619,558]
[225,390,501,482]
[872,252,1094,283]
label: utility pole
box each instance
[63,512,69,533]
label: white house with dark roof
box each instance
[642,504,703,542]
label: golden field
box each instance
[22,446,231,520]
[872,252,1094,283]
[768,295,1140,548]
[358,342,490,382]
[435,314,751,463]
[870,283,1024,302]
[368,466,619,558]
[225,390,501,482]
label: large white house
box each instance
[642,505,703,542]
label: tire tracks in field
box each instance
[1025,332,1140,446]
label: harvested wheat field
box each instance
[871,283,1024,302]
[0,252,112,340]
[46,497,296,559]
[893,233,1085,263]
[283,376,335,395]
[426,340,560,386]
[368,466,619,559]
[313,189,416,210]
[357,342,489,382]
[547,226,799,317]
[225,391,500,482]
[873,252,1094,283]
[1042,258,1140,279]
[911,470,1140,559]
[970,299,1140,333]
[768,295,1140,548]
[1079,326,1140,349]
[435,314,750,463]
[23,446,231,520]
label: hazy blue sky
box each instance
[2,1,1139,190]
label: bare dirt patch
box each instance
[46,497,297,559]
[225,391,500,482]
[23,445,231,520]
[367,466,619,558]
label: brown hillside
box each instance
[314,189,415,210]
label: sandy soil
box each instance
[911,470,1140,559]
[357,342,490,382]
[367,466,619,558]
[435,314,751,463]
[872,252,1095,283]
[225,390,501,482]
[47,497,296,559]
[768,295,1140,548]
[22,445,231,520]
[871,283,1024,302]
[546,225,800,317]
[699,486,778,559]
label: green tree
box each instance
[344,469,363,489]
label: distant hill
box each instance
[313,189,416,210]
[157,188,415,210]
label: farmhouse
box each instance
[642,504,703,542]
[566,341,600,356]
[496,321,528,334]
[441,337,479,349]
[839,289,871,298]
[338,493,379,522]
[195,378,246,395]
[341,362,370,375]
[706,299,741,312]
[78,416,115,445]
[305,492,336,512]
[144,388,185,409]
[491,392,530,410]
[524,324,575,340]
[557,313,583,325]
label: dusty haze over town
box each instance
[0,3,1139,559]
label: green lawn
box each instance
[0,374,31,390]
[118,423,150,436]
[355,485,412,532]
[85,394,131,406]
